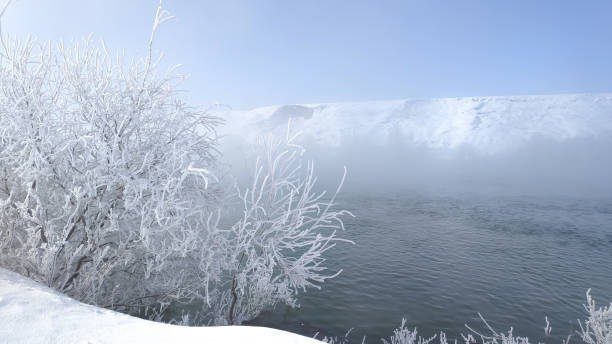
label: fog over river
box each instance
[217,94,612,342]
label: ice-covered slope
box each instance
[0,268,322,344]
[219,93,612,154]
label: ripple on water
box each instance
[248,194,612,343]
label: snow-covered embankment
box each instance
[0,268,322,344]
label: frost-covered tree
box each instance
[0,2,351,325]
[0,3,222,318]
[213,129,352,324]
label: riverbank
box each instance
[0,268,322,344]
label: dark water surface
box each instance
[247,192,612,343]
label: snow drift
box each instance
[0,268,323,344]
[218,94,612,196]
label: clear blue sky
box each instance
[4,0,612,109]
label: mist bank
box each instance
[217,94,612,197]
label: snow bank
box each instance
[0,268,322,344]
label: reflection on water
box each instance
[247,192,612,343]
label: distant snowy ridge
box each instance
[0,268,322,344]
[219,93,612,154]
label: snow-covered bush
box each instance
[381,319,439,344]
[579,290,612,344]
[213,129,353,324]
[463,314,533,344]
[0,4,222,318]
[322,291,611,344]
[460,291,611,344]
[0,3,351,325]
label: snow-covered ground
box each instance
[0,268,322,344]
[219,93,612,154]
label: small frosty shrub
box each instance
[323,291,611,344]
[579,289,612,344]
[382,319,438,344]
[464,314,532,344]
[462,291,611,344]
[316,328,360,344]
